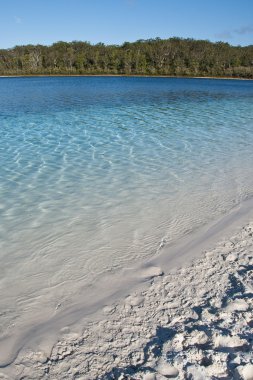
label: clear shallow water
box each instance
[0,77,253,339]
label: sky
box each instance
[0,0,253,49]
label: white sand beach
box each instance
[1,203,253,380]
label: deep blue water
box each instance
[0,77,253,329]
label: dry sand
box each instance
[1,216,253,379]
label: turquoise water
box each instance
[0,77,253,336]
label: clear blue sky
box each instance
[1,0,253,48]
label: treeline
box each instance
[0,37,253,78]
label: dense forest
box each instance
[0,37,253,78]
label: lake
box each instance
[0,76,253,360]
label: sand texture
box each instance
[2,223,253,380]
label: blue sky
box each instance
[1,0,253,48]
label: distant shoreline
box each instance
[0,74,252,80]
[2,38,252,82]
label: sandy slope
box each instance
[2,221,253,380]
